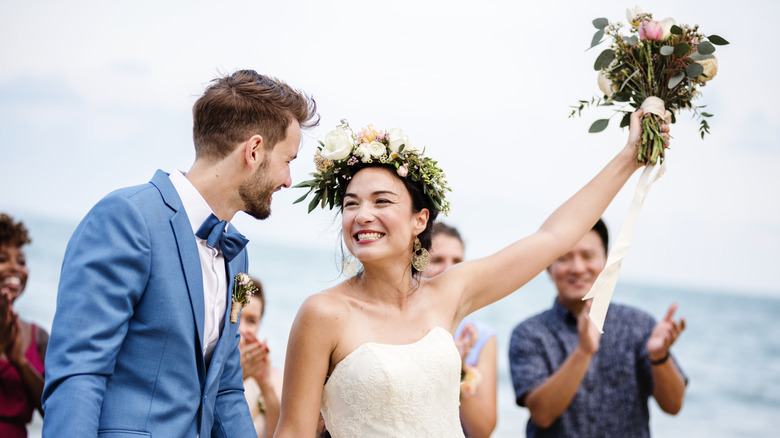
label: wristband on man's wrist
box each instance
[650,351,670,366]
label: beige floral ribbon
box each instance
[640,96,670,119]
[583,160,667,332]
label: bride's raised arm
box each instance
[443,109,665,319]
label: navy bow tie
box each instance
[195,214,249,262]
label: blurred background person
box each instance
[239,276,283,438]
[424,222,497,438]
[0,213,47,438]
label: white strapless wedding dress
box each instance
[321,327,465,437]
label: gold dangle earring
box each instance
[411,237,430,272]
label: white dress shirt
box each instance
[169,170,228,366]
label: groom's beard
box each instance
[239,163,275,220]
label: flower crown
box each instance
[293,120,451,214]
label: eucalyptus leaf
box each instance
[594,49,615,71]
[674,43,690,56]
[685,62,704,78]
[708,35,729,45]
[660,46,674,56]
[589,119,609,133]
[697,41,715,55]
[624,36,638,46]
[590,29,605,48]
[592,17,609,29]
[670,25,683,35]
[620,112,631,128]
[613,92,631,102]
[668,71,685,89]
[689,51,715,61]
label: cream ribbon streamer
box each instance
[583,160,667,333]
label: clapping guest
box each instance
[508,219,687,437]
[239,277,283,438]
[0,213,47,438]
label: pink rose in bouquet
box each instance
[639,21,663,41]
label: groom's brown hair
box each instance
[192,70,319,161]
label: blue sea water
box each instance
[14,213,780,437]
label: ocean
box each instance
[14,213,780,437]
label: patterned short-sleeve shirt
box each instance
[509,300,684,438]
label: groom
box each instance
[42,70,318,437]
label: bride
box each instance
[274,110,667,437]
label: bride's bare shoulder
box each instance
[296,283,354,323]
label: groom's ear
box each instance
[243,134,266,169]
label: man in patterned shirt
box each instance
[509,219,687,437]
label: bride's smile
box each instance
[354,231,385,243]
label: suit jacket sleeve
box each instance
[42,194,151,436]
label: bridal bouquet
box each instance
[570,6,729,164]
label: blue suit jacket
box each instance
[42,170,256,437]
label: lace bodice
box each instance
[321,327,465,437]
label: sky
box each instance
[1,0,778,295]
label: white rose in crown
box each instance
[368,141,386,159]
[387,127,412,157]
[354,143,373,163]
[320,127,354,160]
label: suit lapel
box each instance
[171,211,206,352]
[151,170,207,379]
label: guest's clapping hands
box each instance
[454,322,478,364]
[646,302,686,362]
[0,289,21,359]
[241,330,272,383]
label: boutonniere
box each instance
[230,273,258,323]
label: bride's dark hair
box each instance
[340,163,439,276]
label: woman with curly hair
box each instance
[0,213,47,438]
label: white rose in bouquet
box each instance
[626,5,643,26]
[696,57,718,82]
[320,127,353,160]
[598,71,618,98]
[660,17,676,41]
